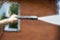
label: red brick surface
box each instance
[0,0,59,40]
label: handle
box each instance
[17,16,38,20]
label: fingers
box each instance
[8,14,18,23]
[10,14,18,18]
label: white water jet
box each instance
[38,15,60,25]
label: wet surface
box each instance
[0,0,59,40]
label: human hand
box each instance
[8,14,18,23]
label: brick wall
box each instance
[0,0,59,40]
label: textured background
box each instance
[0,0,59,40]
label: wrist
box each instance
[0,19,9,25]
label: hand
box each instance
[0,14,18,26]
[8,14,18,23]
